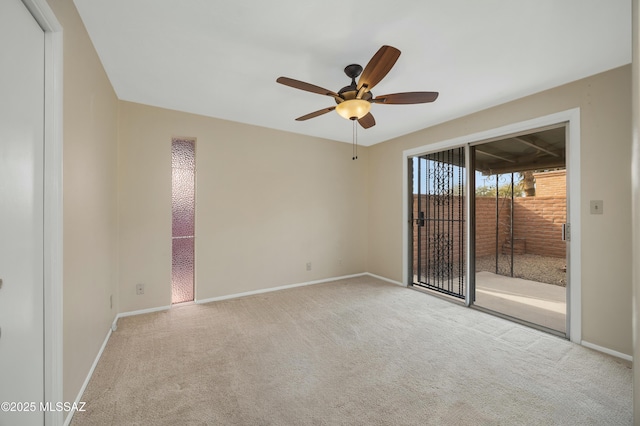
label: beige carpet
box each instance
[71,276,632,425]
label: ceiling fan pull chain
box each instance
[352,119,358,160]
[352,119,355,160]
[355,120,358,160]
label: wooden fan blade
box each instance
[295,106,336,121]
[357,45,401,94]
[277,77,340,99]
[373,92,439,104]
[358,112,376,129]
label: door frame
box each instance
[22,0,64,423]
[402,108,581,344]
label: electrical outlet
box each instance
[306,262,312,271]
[136,283,144,295]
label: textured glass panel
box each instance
[172,138,195,303]
[172,138,195,170]
[172,237,194,303]
[172,167,195,237]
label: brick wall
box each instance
[533,170,566,197]
[512,196,566,258]
[412,193,566,264]
[476,197,511,257]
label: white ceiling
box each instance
[73,0,631,146]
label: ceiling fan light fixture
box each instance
[335,99,371,120]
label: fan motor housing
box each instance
[336,63,373,104]
[344,64,363,79]
[336,89,372,103]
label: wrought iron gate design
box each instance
[412,148,466,299]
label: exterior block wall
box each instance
[534,170,566,197]
[512,196,567,258]
[476,197,512,257]
[413,193,567,265]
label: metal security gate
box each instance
[411,147,466,299]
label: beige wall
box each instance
[45,0,119,410]
[117,101,369,312]
[369,65,633,355]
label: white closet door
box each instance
[0,0,45,424]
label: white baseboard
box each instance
[365,272,404,286]
[581,340,632,362]
[63,326,113,426]
[117,304,172,319]
[195,273,367,305]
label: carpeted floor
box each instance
[71,276,632,425]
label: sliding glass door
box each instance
[408,125,568,336]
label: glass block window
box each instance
[171,138,195,303]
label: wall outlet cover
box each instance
[590,200,603,215]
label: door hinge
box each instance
[562,223,571,241]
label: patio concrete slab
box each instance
[475,271,566,333]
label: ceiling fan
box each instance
[276,45,439,129]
